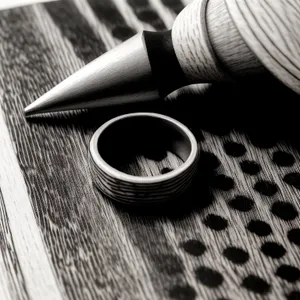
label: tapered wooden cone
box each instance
[24,33,159,116]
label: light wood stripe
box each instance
[74,0,119,48]
[148,0,177,28]
[0,269,11,300]
[85,0,136,42]
[0,0,57,10]
[33,4,85,73]
[112,0,154,31]
[0,189,29,300]
[126,0,167,30]
[0,204,13,300]
[0,109,64,300]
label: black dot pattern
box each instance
[242,275,270,294]
[162,128,300,299]
[276,265,300,283]
[240,160,261,175]
[115,126,300,299]
[246,220,272,237]
[288,228,300,246]
[169,285,196,300]
[180,240,206,257]
[223,141,246,157]
[228,195,254,212]
[271,201,298,221]
[272,151,295,167]
[203,214,228,231]
[260,242,286,259]
[254,180,278,196]
[283,172,300,190]
[195,266,224,288]
[223,247,249,264]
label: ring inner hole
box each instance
[98,116,191,177]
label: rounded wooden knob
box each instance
[172,0,300,95]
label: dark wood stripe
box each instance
[0,6,142,300]
[0,189,29,300]
[161,0,185,15]
[115,210,188,299]
[44,0,107,63]
[86,0,136,41]
[127,0,167,30]
[0,6,59,110]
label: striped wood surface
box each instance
[1,1,300,300]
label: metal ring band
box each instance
[89,112,200,204]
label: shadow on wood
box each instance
[166,76,300,150]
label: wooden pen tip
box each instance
[24,103,38,117]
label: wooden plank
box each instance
[0,3,182,299]
[0,189,29,300]
[0,108,64,300]
[1,1,300,300]
[0,189,14,300]
[43,0,108,63]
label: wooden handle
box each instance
[172,0,300,95]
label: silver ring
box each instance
[89,112,200,204]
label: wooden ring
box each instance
[89,112,200,204]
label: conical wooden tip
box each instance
[24,33,159,117]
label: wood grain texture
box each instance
[172,0,300,92]
[1,1,300,300]
[206,0,266,79]
[0,109,63,300]
[172,0,231,83]
[225,0,300,94]
[171,0,265,82]
[0,189,23,300]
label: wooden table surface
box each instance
[0,1,300,300]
